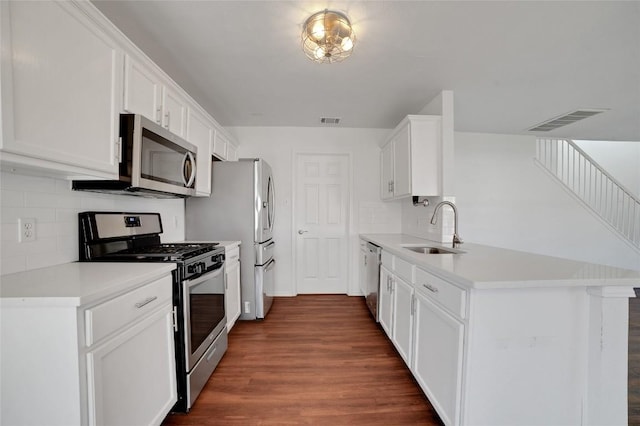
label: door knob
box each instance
[298,229,308,235]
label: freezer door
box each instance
[255,160,275,243]
[255,258,275,319]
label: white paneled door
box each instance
[295,154,350,294]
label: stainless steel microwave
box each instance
[73,114,197,198]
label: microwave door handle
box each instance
[182,151,196,188]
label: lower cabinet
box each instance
[86,304,177,425]
[392,275,414,366]
[412,289,464,426]
[0,271,177,426]
[224,244,241,331]
[378,248,465,426]
[379,266,394,337]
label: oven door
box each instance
[182,265,226,371]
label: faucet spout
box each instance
[430,201,463,248]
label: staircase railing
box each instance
[535,138,640,251]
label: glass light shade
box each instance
[302,10,356,64]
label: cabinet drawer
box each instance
[415,268,466,319]
[226,246,240,264]
[381,250,394,270]
[394,256,414,283]
[85,275,173,346]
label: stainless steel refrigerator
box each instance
[185,159,275,320]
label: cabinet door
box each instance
[412,290,463,426]
[392,276,413,366]
[86,304,177,426]
[1,1,121,177]
[380,142,394,200]
[161,86,187,137]
[187,108,213,196]
[379,266,394,337]
[123,55,162,123]
[212,131,228,160]
[225,259,241,331]
[393,123,411,197]
[226,142,238,161]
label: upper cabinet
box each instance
[380,115,442,200]
[212,128,239,161]
[0,1,123,179]
[123,55,188,139]
[0,0,238,184]
[186,107,214,196]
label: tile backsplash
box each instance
[401,196,456,243]
[0,171,185,275]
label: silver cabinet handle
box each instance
[134,296,158,309]
[156,107,162,124]
[298,230,308,235]
[164,111,170,129]
[423,284,439,293]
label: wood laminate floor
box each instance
[162,295,443,426]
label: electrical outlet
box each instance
[18,218,36,243]
[244,301,251,313]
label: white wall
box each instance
[229,126,401,297]
[0,171,185,275]
[575,140,640,197]
[454,132,640,271]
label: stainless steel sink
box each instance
[403,246,464,255]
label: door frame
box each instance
[291,151,353,295]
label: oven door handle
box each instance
[185,265,224,288]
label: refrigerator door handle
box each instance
[265,258,276,272]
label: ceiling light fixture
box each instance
[302,9,355,64]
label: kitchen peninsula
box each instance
[361,233,640,426]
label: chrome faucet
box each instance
[430,201,463,248]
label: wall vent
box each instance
[528,109,608,132]
[320,117,341,125]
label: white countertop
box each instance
[361,234,640,290]
[0,262,175,307]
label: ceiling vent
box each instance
[320,117,341,125]
[527,109,608,132]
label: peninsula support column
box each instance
[586,286,636,425]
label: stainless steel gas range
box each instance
[78,211,227,412]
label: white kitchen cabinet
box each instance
[412,288,464,426]
[380,141,394,199]
[0,0,122,179]
[213,129,229,160]
[123,54,188,138]
[123,54,162,124]
[226,141,239,161]
[392,275,414,366]
[379,266,394,337]
[86,302,177,425]
[0,264,176,426]
[380,115,443,200]
[224,244,241,331]
[379,251,415,366]
[187,107,214,196]
[161,85,188,137]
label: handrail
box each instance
[535,138,640,251]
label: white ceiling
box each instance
[93,1,640,141]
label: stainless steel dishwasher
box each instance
[364,242,382,321]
